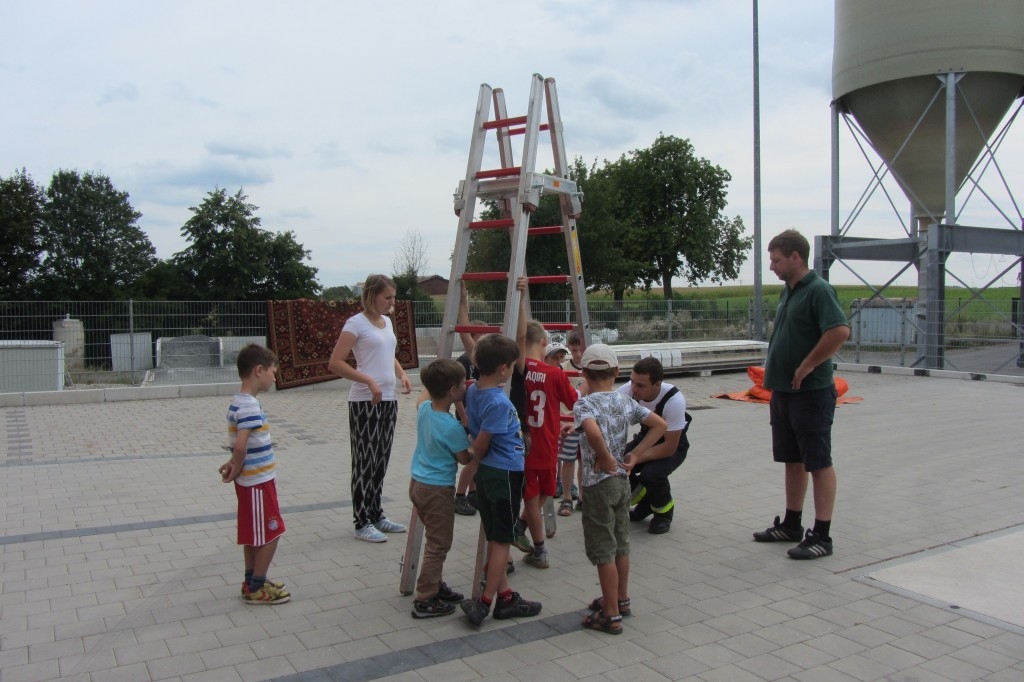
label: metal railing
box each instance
[0,297,1020,393]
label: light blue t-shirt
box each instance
[410,402,471,487]
[466,384,526,472]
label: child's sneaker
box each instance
[512,520,533,553]
[412,596,456,618]
[241,578,285,597]
[493,592,542,620]
[461,598,490,627]
[454,496,477,516]
[523,549,549,569]
[243,582,291,605]
[436,581,464,603]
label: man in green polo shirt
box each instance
[753,229,850,559]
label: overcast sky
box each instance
[3,0,1022,292]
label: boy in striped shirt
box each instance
[220,344,290,605]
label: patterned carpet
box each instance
[266,299,418,390]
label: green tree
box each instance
[173,188,320,300]
[0,169,45,299]
[36,170,156,300]
[321,284,355,301]
[617,134,751,298]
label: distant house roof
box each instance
[417,275,449,295]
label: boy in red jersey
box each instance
[512,277,577,569]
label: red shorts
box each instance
[235,479,286,546]
[522,467,557,500]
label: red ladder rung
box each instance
[529,225,563,236]
[461,272,507,281]
[483,115,527,130]
[507,123,551,136]
[475,167,520,180]
[454,324,500,335]
[469,219,515,230]
[542,323,575,331]
[527,275,571,284]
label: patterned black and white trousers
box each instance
[348,400,398,530]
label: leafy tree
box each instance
[35,170,156,300]
[173,188,320,300]
[0,169,45,299]
[320,285,355,301]
[617,134,751,298]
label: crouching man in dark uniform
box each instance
[618,357,692,534]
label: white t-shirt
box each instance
[342,313,398,402]
[616,381,687,431]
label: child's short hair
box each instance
[632,356,664,383]
[566,330,583,347]
[525,320,547,346]
[582,366,618,382]
[473,334,520,375]
[421,358,466,399]
[361,274,396,310]
[237,344,278,379]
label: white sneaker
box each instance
[354,525,388,543]
[373,517,407,533]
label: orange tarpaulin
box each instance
[712,366,862,404]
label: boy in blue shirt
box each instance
[408,358,474,618]
[460,333,543,627]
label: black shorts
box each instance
[474,464,524,544]
[769,385,837,472]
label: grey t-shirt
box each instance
[573,391,651,488]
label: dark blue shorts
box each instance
[769,385,837,472]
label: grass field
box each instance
[593,284,1020,312]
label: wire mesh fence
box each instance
[0,296,1020,393]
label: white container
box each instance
[0,340,65,393]
[111,332,153,372]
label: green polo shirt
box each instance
[764,270,848,392]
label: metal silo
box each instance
[822,0,1024,370]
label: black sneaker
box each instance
[436,581,464,603]
[412,596,456,618]
[493,592,542,620]
[461,598,490,627]
[629,500,651,523]
[648,514,672,534]
[454,496,477,516]
[787,530,833,559]
[753,515,803,542]
[466,490,478,509]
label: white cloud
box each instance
[1,0,1020,292]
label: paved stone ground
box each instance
[1,369,1022,682]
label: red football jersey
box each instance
[523,357,578,469]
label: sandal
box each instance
[582,609,622,635]
[588,596,631,617]
[558,499,574,516]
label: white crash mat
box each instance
[866,530,1024,629]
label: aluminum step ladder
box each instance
[399,74,590,597]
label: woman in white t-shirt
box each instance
[328,274,413,543]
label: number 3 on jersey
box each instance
[527,389,547,428]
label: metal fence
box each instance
[0,297,1021,393]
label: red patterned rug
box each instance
[266,299,419,390]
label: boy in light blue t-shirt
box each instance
[408,359,473,618]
